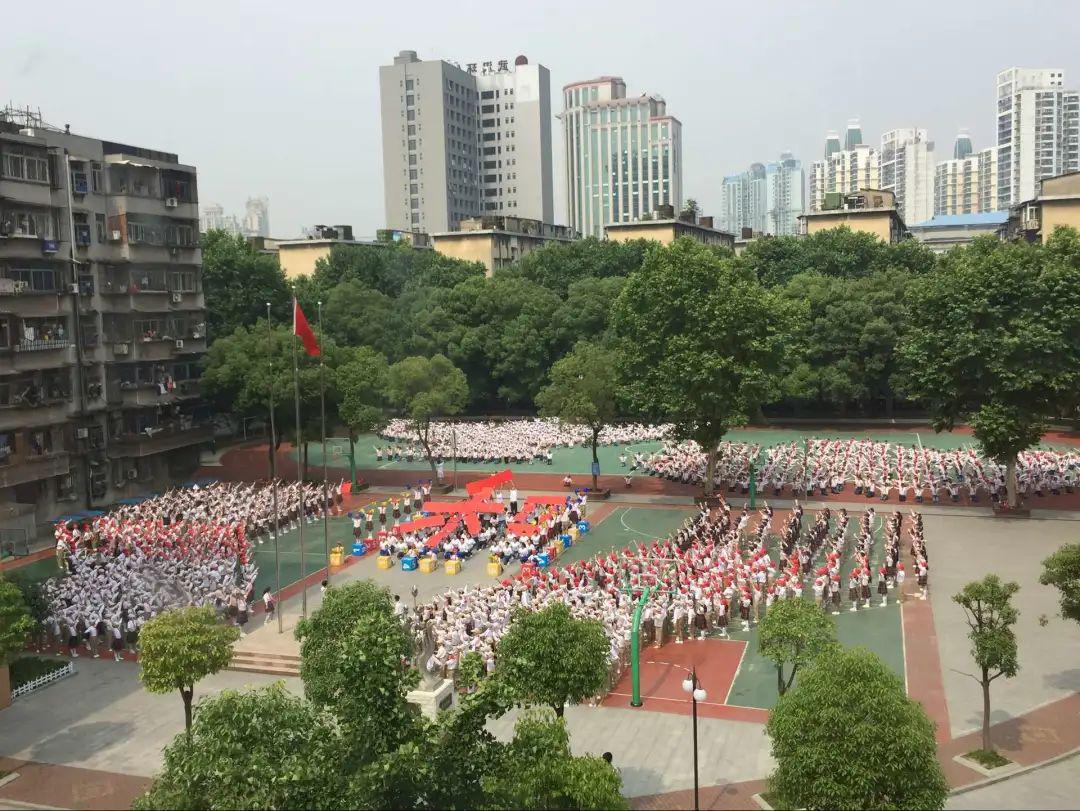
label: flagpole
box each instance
[292,297,307,621]
[318,300,330,587]
[266,303,282,634]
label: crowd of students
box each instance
[40,480,345,659]
[373,488,589,566]
[376,418,667,464]
[410,496,929,692]
[643,438,1079,502]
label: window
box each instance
[406,94,415,106]
[7,268,57,292]
[408,139,416,150]
[406,79,414,90]
[1,146,50,183]
[91,163,103,193]
[95,213,106,243]
[410,183,418,194]
[407,109,415,121]
[408,154,417,166]
[410,212,420,224]
[410,197,419,209]
[408,125,416,136]
[409,169,418,180]
[2,209,55,239]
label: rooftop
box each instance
[909,212,1010,228]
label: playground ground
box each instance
[295,425,1078,477]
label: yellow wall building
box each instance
[799,189,909,244]
[1010,171,1080,243]
[431,216,578,276]
[605,216,735,249]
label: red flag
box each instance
[293,298,320,357]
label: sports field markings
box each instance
[725,642,749,705]
[618,507,662,538]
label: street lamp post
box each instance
[681,667,707,811]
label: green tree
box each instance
[767,647,947,810]
[385,354,468,483]
[294,581,420,768]
[134,684,347,810]
[758,598,837,696]
[496,603,609,718]
[0,579,35,663]
[483,709,627,810]
[201,324,346,473]
[137,606,239,731]
[456,650,486,694]
[336,347,389,485]
[681,198,701,219]
[536,342,620,492]
[323,280,398,357]
[200,230,290,339]
[556,276,627,348]
[899,231,1080,506]
[954,575,1020,754]
[506,237,650,295]
[1040,544,1080,625]
[612,238,800,493]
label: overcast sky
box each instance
[6,0,1079,236]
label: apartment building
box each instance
[879,128,935,225]
[800,189,909,244]
[996,67,1080,209]
[722,154,805,237]
[431,216,576,275]
[380,51,553,234]
[810,144,879,211]
[934,140,999,215]
[0,110,209,531]
[561,76,682,238]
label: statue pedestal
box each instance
[407,678,456,719]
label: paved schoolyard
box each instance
[925,512,1080,738]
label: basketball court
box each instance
[602,638,768,724]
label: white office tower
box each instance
[380,51,554,233]
[934,146,1000,215]
[561,76,682,237]
[880,128,935,224]
[809,125,879,211]
[996,67,1080,208]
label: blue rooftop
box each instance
[910,212,1009,228]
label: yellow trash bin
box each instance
[376,555,393,570]
[419,556,437,574]
[569,527,580,543]
[487,560,503,577]
[445,559,462,575]
[329,549,344,568]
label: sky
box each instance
[5,0,1079,237]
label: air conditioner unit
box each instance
[76,427,89,439]
[171,292,182,303]
[174,339,185,350]
[113,343,130,355]
[165,197,179,208]
[126,468,138,480]
[12,281,28,294]
[68,283,80,295]
[0,279,14,295]
[109,230,122,242]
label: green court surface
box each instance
[557,506,696,567]
[5,555,65,589]
[250,516,356,596]
[724,510,905,710]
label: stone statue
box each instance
[413,619,443,689]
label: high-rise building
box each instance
[996,67,1080,208]
[379,50,553,234]
[721,153,804,236]
[809,124,878,212]
[879,128,935,225]
[199,203,241,236]
[844,119,863,150]
[561,76,682,238]
[0,107,209,528]
[825,131,841,159]
[242,196,269,238]
[953,130,973,160]
[934,145,999,216]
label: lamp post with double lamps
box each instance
[681,667,707,811]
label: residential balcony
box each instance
[107,423,214,459]
[111,378,201,408]
[0,450,70,489]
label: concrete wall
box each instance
[431,233,494,274]
[1041,199,1080,242]
[804,212,894,242]
[278,244,331,279]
